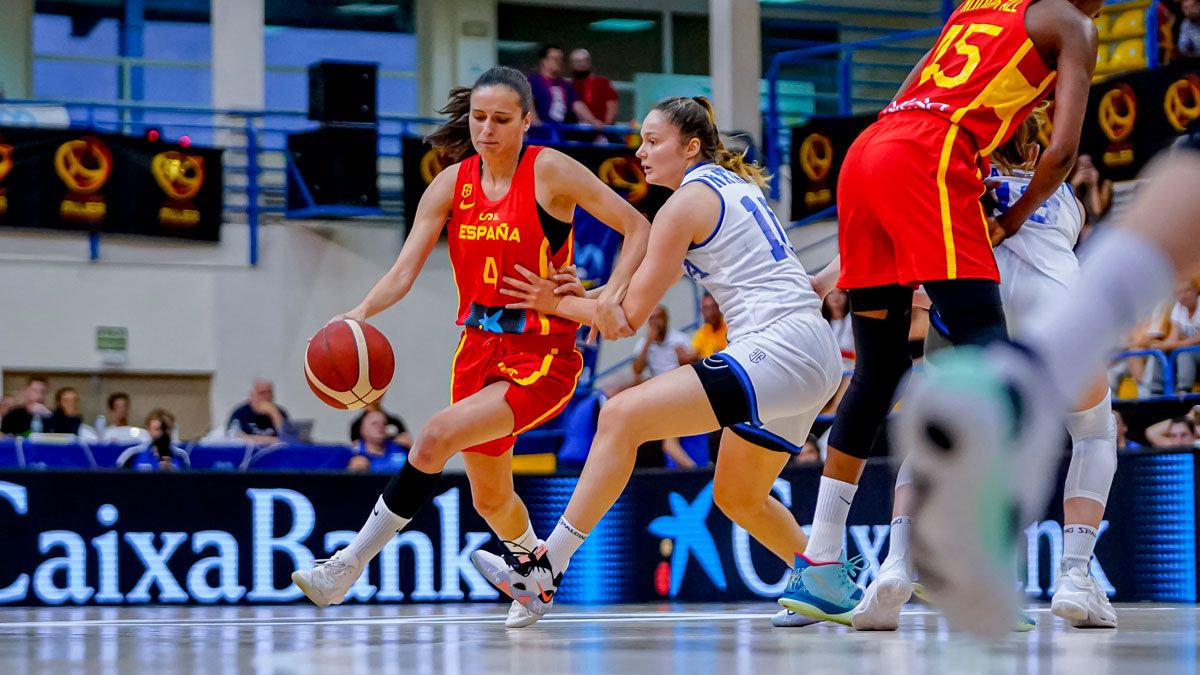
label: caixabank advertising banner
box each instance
[0,451,1193,607]
[0,126,223,242]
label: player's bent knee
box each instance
[595,394,644,441]
[712,481,763,522]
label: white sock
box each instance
[804,476,857,562]
[503,521,539,555]
[883,516,911,572]
[545,517,588,573]
[344,495,409,563]
[1022,229,1174,406]
[1062,524,1098,572]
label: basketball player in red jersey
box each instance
[785,0,1102,627]
[291,67,650,624]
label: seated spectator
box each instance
[0,395,15,425]
[1109,303,1173,397]
[1180,0,1200,57]
[47,387,83,435]
[227,378,291,445]
[633,305,697,382]
[528,44,604,140]
[0,376,52,437]
[348,409,408,473]
[97,392,131,433]
[121,409,184,471]
[1113,411,1141,450]
[348,395,412,448]
[691,293,728,359]
[1146,415,1200,448]
[570,48,618,142]
[821,288,854,413]
[1068,154,1113,236]
[1148,280,1200,392]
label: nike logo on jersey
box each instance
[458,200,475,210]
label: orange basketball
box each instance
[304,319,395,410]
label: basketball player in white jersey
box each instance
[851,109,1118,631]
[469,95,844,627]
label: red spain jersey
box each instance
[447,146,578,338]
[881,0,1056,158]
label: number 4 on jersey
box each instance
[740,196,793,262]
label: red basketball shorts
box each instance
[450,328,583,456]
[837,112,998,289]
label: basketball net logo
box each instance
[1098,85,1136,168]
[152,151,205,227]
[54,136,112,223]
[799,133,833,182]
[799,132,834,209]
[1098,85,1137,142]
[420,148,447,185]
[0,140,11,217]
[1163,74,1200,133]
[598,156,648,204]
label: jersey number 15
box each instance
[740,196,793,262]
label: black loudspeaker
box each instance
[308,61,378,124]
[287,127,379,209]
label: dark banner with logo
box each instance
[0,126,223,242]
[0,449,1194,607]
[400,136,670,237]
[790,61,1200,218]
[1084,59,1200,181]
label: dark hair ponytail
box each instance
[425,66,534,163]
[650,95,769,187]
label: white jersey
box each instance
[679,163,822,342]
[992,169,1083,286]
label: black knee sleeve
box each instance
[828,285,915,459]
[382,461,443,519]
[923,279,1008,347]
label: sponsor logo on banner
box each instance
[0,138,11,216]
[798,132,833,209]
[597,156,649,204]
[1163,74,1200,133]
[152,151,206,228]
[54,136,112,224]
[1098,84,1137,168]
[421,148,448,185]
[0,482,497,605]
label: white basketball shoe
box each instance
[291,549,362,608]
[1052,566,1118,628]
[852,559,913,631]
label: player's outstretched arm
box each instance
[536,148,651,336]
[999,2,1097,238]
[340,164,455,322]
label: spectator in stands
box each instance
[1147,415,1200,448]
[691,293,728,359]
[47,387,83,435]
[122,408,182,470]
[1179,0,1200,57]
[0,395,15,424]
[98,392,131,431]
[1069,154,1113,235]
[633,305,697,382]
[1113,411,1141,450]
[1147,280,1200,392]
[821,288,854,413]
[528,45,604,138]
[348,394,412,448]
[348,409,408,473]
[227,378,291,445]
[1109,302,1173,397]
[570,48,618,130]
[0,376,52,437]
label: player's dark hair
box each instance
[538,44,563,61]
[107,391,129,409]
[425,66,533,163]
[651,96,769,187]
[991,102,1050,174]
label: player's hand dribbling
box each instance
[328,308,367,325]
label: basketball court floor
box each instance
[1,602,1196,674]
